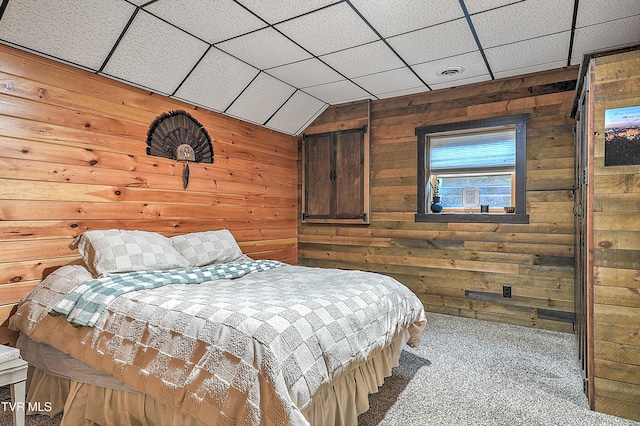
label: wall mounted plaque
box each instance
[146,110,213,188]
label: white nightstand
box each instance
[0,346,27,426]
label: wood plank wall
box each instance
[0,45,298,344]
[299,66,579,333]
[591,49,640,421]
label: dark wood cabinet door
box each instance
[304,134,332,218]
[303,127,368,223]
[335,131,364,219]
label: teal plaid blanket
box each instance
[50,259,285,327]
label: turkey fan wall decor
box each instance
[146,110,213,189]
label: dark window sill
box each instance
[415,213,530,224]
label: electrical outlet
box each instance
[502,285,512,298]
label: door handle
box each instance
[573,201,583,218]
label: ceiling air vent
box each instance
[437,67,464,77]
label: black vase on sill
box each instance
[431,196,443,213]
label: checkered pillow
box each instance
[170,229,243,267]
[71,229,190,277]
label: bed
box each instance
[9,229,426,426]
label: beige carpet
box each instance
[358,312,638,425]
[1,312,638,425]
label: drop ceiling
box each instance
[0,0,639,135]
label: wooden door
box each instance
[574,61,595,408]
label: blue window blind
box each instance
[430,129,515,171]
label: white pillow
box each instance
[170,229,243,267]
[71,229,190,276]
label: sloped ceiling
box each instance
[0,0,639,135]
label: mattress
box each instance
[10,261,425,425]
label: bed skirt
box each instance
[24,328,410,425]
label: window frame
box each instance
[415,114,530,224]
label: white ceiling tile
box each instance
[226,73,296,125]
[275,2,378,56]
[375,86,429,99]
[174,48,259,112]
[472,0,574,48]
[237,0,340,24]
[493,59,568,81]
[267,58,344,88]
[412,51,489,86]
[216,28,312,70]
[303,80,372,104]
[464,0,522,15]
[320,41,405,78]
[0,0,135,70]
[387,18,478,65]
[350,0,464,37]
[102,11,209,95]
[144,0,265,44]
[485,32,571,74]
[576,0,640,27]
[352,68,424,97]
[294,105,330,135]
[571,15,640,65]
[265,91,328,135]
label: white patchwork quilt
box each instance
[10,263,425,425]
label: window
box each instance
[302,127,369,224]
[416,115,530,223]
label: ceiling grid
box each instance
[0,0,638,135]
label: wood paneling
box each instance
[0,45,298,343]
[590,49,640,421]
[300,67,579,333]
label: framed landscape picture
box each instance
[604,105,640,166]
